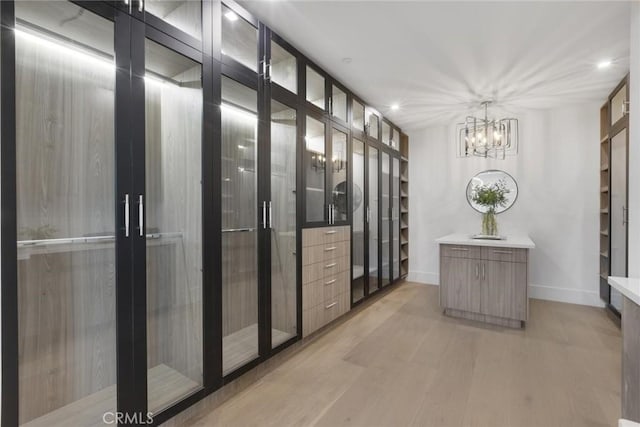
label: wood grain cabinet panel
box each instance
[482,260,527,320]
[440,243,529,328]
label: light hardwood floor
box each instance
[183,282,621,427]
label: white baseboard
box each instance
[407,271,439,286]
[528,283,605,307]
[407,271,605,308]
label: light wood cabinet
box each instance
[302,226,351,337]
[439,243,529,328]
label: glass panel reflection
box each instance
[392,128,400,150]
[381,152,390,286]
[271,40,296,94]
[353,100,364,131]
[145,39,203,412]
[222,5,258,72]
[331,129,348,222]
[221,76,259,374]
[305,116,326,222]
[332,85,347,122]
[368,147,379,294]
[382,122,391,145]
[306,66,325,110]
[368,111,379,140]
[145,0,202,40]
[352,139,365,303]
[271,100,298,348]
[15,2,117,424]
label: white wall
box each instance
[407,104,603,306]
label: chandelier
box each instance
[457,101,518,159]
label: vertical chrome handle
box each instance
[482,263,485,280]
[124,194,130,237]
[138,195,144,237]
[475,264,479,279]
[262,201,267,229]
[331,204,335,224]
[268,201,272,229]
[138,0,143,12]
[366,205,370,224]
[266,60,272,82]
[328,204,331,225]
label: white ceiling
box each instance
[239,0,630,131]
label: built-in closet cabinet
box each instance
[0,0,406,425]
[600,74,629,317]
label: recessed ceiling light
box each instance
[225,10,239,21]
[597,60,612,69]
[391,104,400,111]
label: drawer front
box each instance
[302,305,324,337]
[323,291,350,324]
[303,241,349,265]
[441,244,482,259]
[303,262,324,285]
[483,246,528,263]
[322,272,349,301]
[302,280,323,311]
[322,255,349,277]
[303,226,350,247]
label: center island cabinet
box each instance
[436,234,536,328]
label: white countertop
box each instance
[620,419,640,427]
[608,276,640,307]
[436,233,535,249]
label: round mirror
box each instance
[466,170,518,214]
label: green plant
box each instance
[470,180,509,212]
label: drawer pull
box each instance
[325,302,337,309]
[324,279,337,285]
[325,262,337,268]
[493,250,513,254]
[325,230,337,235]
[450,248,469,251]
[324,246,337,251]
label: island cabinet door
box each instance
[481,260,527,320]
[440,257,481,313]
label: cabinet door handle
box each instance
[493,250,512,254]
[262,201,267,229]
[138,195,144,237]
[268,201,272,229]
[325,262,337,268]
[325,230,337,235]
[366,205,370,223]
[124,194,130,237]
[482,263,485,280]
[324,246,337,252]
[324,279,337,285]
[450,248,469,251]
[325,302,337,309]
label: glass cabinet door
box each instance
[367,110,379,140]
[381,152,391,286]
[382,122,391,146]
[392,157,400,281]
[331,127,349,222]
[144,39,204,413]
[221,76,259,375]
[305,116,326,223]
[145,0,202,40]
[270,100,298,348]
[352,139,366,303]
[368,147,379,294]
[15,3,117,424]
[221,4,258,72]
[306,66,325,110]
[352,99,365,132]
[331,84,347,123]
[392,128,401,151]
[271,40,297,94]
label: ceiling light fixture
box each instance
[391,104,399,111]
[224,10,239,21]
[457,101,518,159]
[597,60,612,69]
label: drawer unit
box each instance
[302,226,351,337]
[482,246,528,263]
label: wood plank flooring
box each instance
[183,282,621,427]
